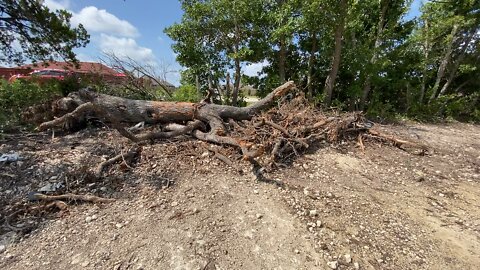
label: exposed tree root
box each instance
[95,146,142,177]
[367,129,428,154]
[28,192,115,203]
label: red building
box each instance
[0,61,125,82]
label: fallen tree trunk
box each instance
[39,81,297,159]
[39,81,296,130]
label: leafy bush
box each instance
[172,84,199,102]
[0,79,63,129]
[405,93,480,122]
[58,75,83,96]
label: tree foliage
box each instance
[0,0,89,64]
[168,0,479,120]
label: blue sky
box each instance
[44,0,184,84]
[43,0,424,86]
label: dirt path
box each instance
[1,122,479,269]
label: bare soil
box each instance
[0,121,479,270]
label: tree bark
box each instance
[323,0,347,107]
[232,55,241,106]
[359,0,388,111]
[429,24,459,102]
[226,72,231,102]
[307,32,317,99]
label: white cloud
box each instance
[72,6,139,38]
[99,34,156,64]
[166,71,181,86]
[243,60,269,77]
[76,53,96,62]
[43,0,70,11]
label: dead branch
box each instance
[367,129,428,153]
[28,192,115,203]
[95,146,142,177]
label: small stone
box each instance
[85,216,93,223]
[0,245,6,253]
[170,201,178,207]
[344,254,352,263]
[294,249,300,254]
[70,255,81,265]
[309,209,317,216]
[327,261,338,269]
[201,152,209,157]
[316,220,323,227]
[253,189,259,194]
[302,164,309,169]
[256,213,263,219]
[439,193,445,197]
[115,223,123,229]
[354,262,360,269]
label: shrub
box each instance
[0,79,62,129]
[172,84,199,102]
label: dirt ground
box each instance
[0,121,479,270]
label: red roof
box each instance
[18,61,120,76]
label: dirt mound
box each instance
[1,122,479,269]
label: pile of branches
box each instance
[35,81,427,179]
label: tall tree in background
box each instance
[0,0,89,64]
[356,0,411,110]
[420,0,480,102]
[323,0,347,106]
[166,0,265,106]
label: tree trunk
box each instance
[307,32,317,99]
[438,29,475,97]
[195,75,201,98]
[226,72,231,102]
[39,82,296,129]
[323,0,347,107]
[419,19,430,104]
[359,0,388,111]
[214,78,224,104]
[232,56,241,106]
[279,34,287,84]
[429,24,459,102]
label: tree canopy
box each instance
[166,0,480,120]
[0,0,89,65]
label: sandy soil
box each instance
[0,121,479,270]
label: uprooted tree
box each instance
[36,81,428,179]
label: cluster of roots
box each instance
[207,93,426,173]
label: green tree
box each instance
[166,0,266,106]
[419,0,480,102]
[0,0,89,64]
